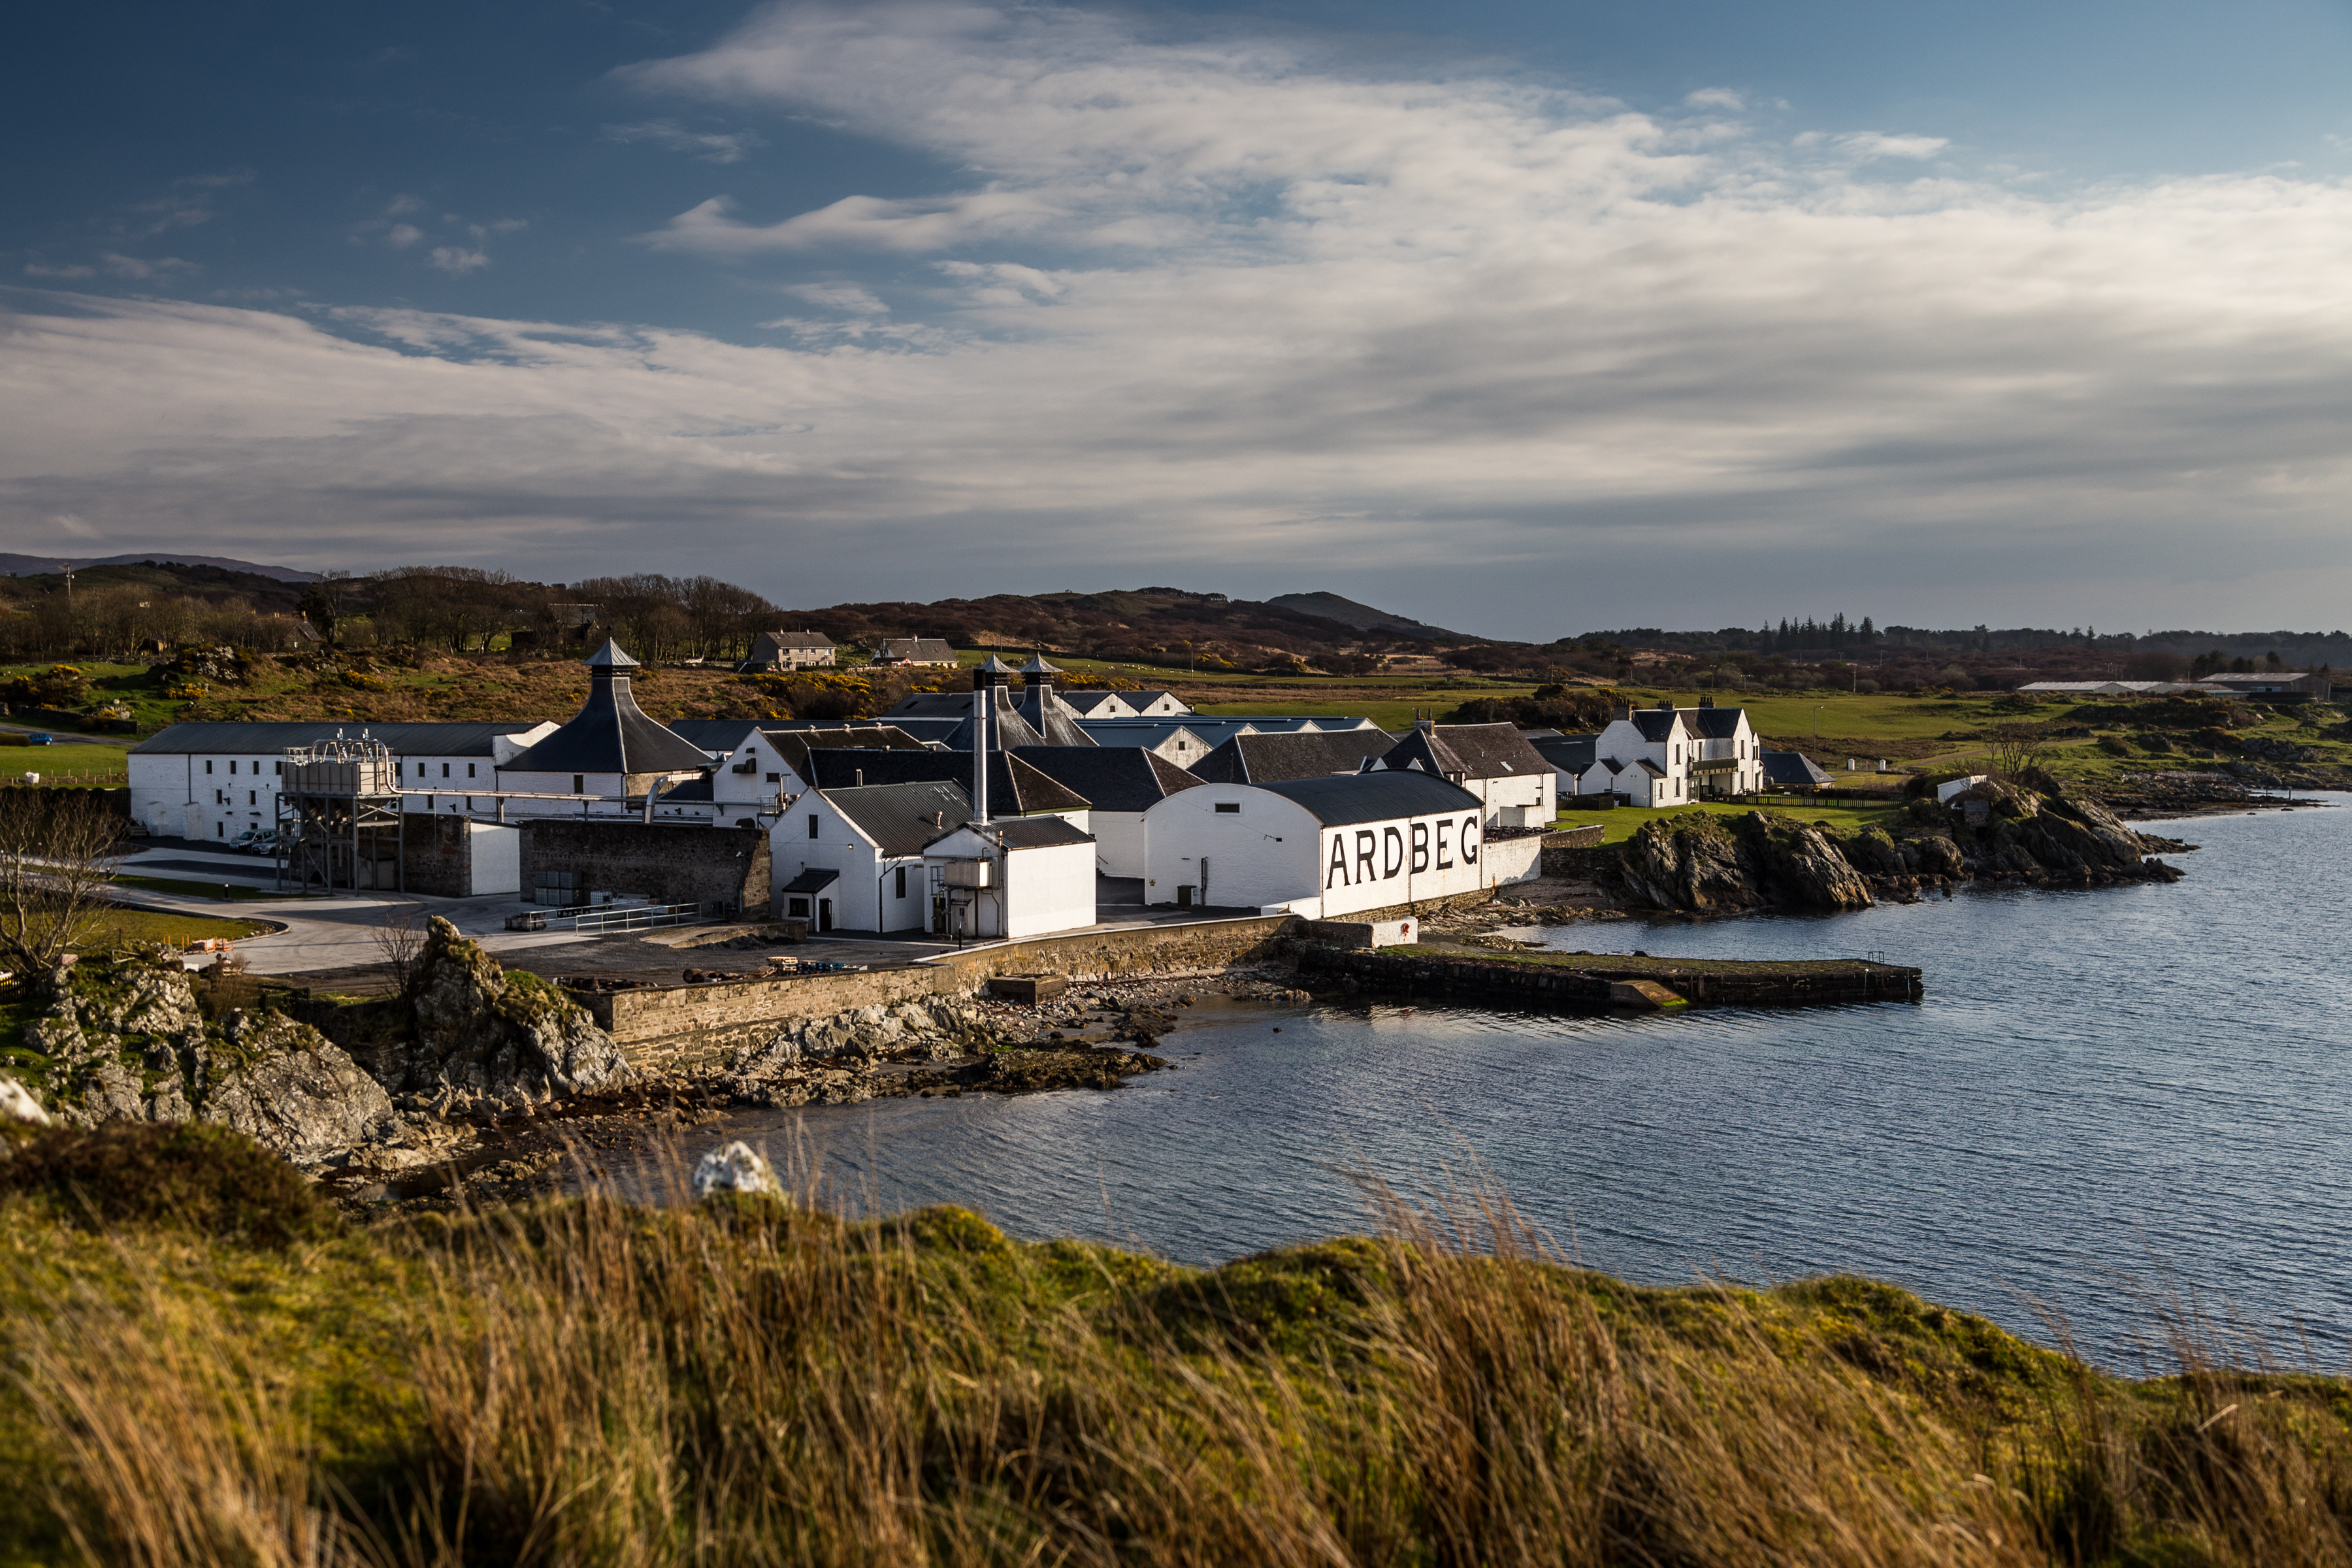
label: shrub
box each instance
[0,1122,334,1248]
[2096,733,2132,757]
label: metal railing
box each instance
[547,901,708,934]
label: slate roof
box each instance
[966,816,1096,851]
[1761,749,1834,787]
[1252,772,1483,826]
[755,630,835,650]
[1629,710,1685,742]
[500,642,714,776]
[668,719,763,753]
[823,780,973,857]
[796,749,1091,815]
[1529,733,1600,771]
[872,637,958,663]
[781,867,841,893]
[1011,746,1204,813]
[133,721,538,757]
[764,725,932,780]
[1187,728,1397,784]
[1680,706,1748,739]
[1126,691,1188,713]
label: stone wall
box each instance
[400,811,472,896]
[1542,824,1607,850]
[522,820,771,915]
[589,913,1301,1071]
[1541,843,1624,879]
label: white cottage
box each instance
[923,817,1098,941]
[1138,771,1537,919]
[774,778,971,934]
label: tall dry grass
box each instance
[14,1160,2352,1567]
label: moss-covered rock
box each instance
[381,917,632,1104]
[0,1122,336,1247]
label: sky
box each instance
[7,1,2352,642]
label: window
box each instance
[216,823,224,837]
[895,866,907,898]
[442,763,451,778]
[467,763,476,778]
[808,814,819,838]
[572,775,584,794]
[229,761,237,775]
[1215,802,1240,814]
[204,760,213,774]
[214,789,223,804]
[788,897,809,917]
[274,760,282,776]
[766,772,780,783]
[248,791,255,806]
[417,762,426,777]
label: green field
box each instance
[84,905,276,948]
[0,743,129,784]
[113,875,281,904]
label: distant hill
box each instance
[776,587,1482,670]
[0,552,318,582]
[1266,591,1460,641]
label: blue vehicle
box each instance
[24,733,52,746]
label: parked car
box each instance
[24,733,52,746]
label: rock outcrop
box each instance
[693,1141,779,1198]
[380,917,634,1103]
[22,958,406,1168]
[1618,813,1874,914]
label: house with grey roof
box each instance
[1012,744,1204,877]
[1760,749,1835,791]
[793,748,1090,819]
[742,630,836,671]
[1527,732,1615,799]
[923,814,1098,940]
[1071,719,1221,764]
[1369,721,1556,829]
[869,636,960,666]
[1139,768,1539,918]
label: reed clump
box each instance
[2,1132,2348,1567]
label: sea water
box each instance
[634,799,2352,1365]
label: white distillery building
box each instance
[1588,700,1765,806]
[924,815,1098,941]
[1138,771,1540,918]
[1369,721,1556,828]
[1009,745,1205,879]
[774,778,973,934]
[127,719,556,843]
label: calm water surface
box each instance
[644,800,2352,1364]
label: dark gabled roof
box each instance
[1252,772,1483,826]
[1761,749,1833,786]
[1011,746,1204,813]
[754,630,835,650]
[1127,691,1186,710]
[822,780,973,857]
[781,867,841,893]
[133,721,538,757]
[1630,710,1684,742]
[1188,728,1396,783]
[970,816,1096,851]
[1529,733,1599,770]
[765,725,931,779]
[668,719,762,753]
[1376,728,1468,779]
[1424,722,1553,779]
[798,748,1090,814]
[659,774,715,802]
[500,647,713,776]
[1682,706,1748,739]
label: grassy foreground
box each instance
[4,1125,2349,1567]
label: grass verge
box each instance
[2,1130,2347,1567]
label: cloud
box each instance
[384,223,424,249]
[99,253,198,278]
[645,191,1056,254]
[1684,88,1744,110]
[427,246,490,274]
[604,119,768,163]
[21,261,96,278]
[11,3,2352,634]
[125,169,253,237]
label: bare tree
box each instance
[372,901,427,994]
[0,790,127,975]
[1985,721,2050,779]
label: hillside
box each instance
[1266,591,1461,640]
[0,551,318,581]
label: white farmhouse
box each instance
[1590,700,1766,806]
[1138,771,1538,918]
[1369,721,1556,828]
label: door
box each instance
[818,898,834,932]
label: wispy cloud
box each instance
[604,118,768,163]
[428,246,491,274]
[10,3,2352,632]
